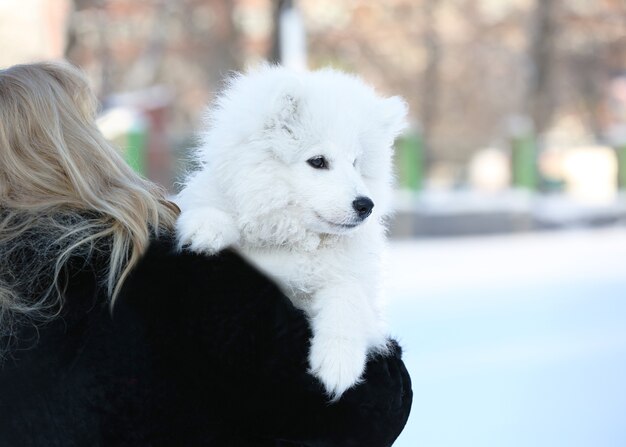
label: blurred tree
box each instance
[270,0,289,63]
[55,0,626,184]
[419,0,441,169]
[300,0,626,181]
[527,0,558,135]
[66,0,243,132]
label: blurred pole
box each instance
[396,131,424,191]
[270,0,307,70]
[508,116,537,190]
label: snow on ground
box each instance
[386,228,626,447]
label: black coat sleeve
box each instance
[117,238,412,447]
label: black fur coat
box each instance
[0,236,412,446]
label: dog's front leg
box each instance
[176,206,240,254]
[307,284,376,400]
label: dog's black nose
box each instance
[353,197,374,219]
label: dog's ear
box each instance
[266,89,302,139]
[378,96,409,138]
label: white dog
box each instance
[176,65,407,399]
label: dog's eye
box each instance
[307,156,328,169]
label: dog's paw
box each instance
[308,334,367,401]
[368,325,391,354]
[176,207,239,254]
[369,336,395,357]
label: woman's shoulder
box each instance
[133,234,269,287]
[119,234,287,312]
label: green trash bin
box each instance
[98,107,148,176]
[616,144,626,191]
[126,120,147,176]
[396,131,423,191]
[511,134,537,191]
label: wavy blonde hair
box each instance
[0,61,178,348]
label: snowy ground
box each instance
[386,227,626,447]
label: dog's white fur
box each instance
[176,65,407,398]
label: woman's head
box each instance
[0,61,178,349]
[1,61,153,212]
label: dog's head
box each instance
[201,66,407,244]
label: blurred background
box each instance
[1,0,626,445]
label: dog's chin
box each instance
[312,213,363,235]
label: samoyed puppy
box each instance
[176,65,407,399]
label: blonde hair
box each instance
[0,61,178,349]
